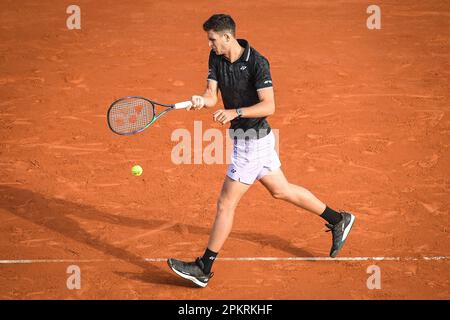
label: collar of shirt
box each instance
[221,39,251,64]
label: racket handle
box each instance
[173,101,192,109]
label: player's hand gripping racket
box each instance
[107,96,192,135]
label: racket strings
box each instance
[108,98,154,134]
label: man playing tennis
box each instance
[167,14,356,288]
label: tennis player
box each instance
[167,14,356,288]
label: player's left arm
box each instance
[236,88,275,118]
[213,88,275,124]
[213,55,275,124]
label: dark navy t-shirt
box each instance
[207,39,273,136]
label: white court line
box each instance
[215,256,450,261]
[0,256,449,264]
[0,259,110,264]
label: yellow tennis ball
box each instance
[131,165,143,176]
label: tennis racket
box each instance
[107,96,192,135]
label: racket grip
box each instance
[173,101,192,109]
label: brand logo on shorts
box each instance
[231,169,236,173]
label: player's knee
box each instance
[216,199,234,216]
[271,189,291,201]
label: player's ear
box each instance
[223,32,232,42]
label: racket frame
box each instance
[107,96,180,136]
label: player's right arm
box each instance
[189,79,218,110]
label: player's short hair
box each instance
[203,14,236,37]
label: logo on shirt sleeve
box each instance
[264,80,272,84]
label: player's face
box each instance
[207,30,230,55]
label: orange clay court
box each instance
[0,0,449,299]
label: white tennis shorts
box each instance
[227,130,281,185]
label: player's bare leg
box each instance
[167,176,250,287]
[259,168,326,214]
[207,176,251,252]
[259,168,355,257]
